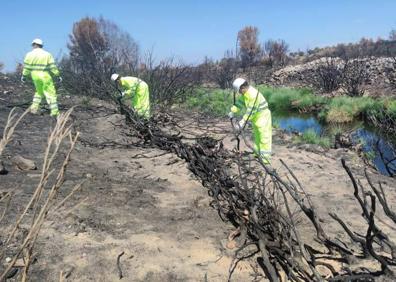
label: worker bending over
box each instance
[111,74,151,119]
[229,78,272,164]
[22,38,62,117]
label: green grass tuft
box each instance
[323,96,382,123]
[257,86,325,112]
[386,100,396,118]
[184,88,234,116]
[293,129,331,148]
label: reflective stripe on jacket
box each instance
[120,77,146,96]
[230,86,269,122]
[120,77,151,117]
[22,48,60,77]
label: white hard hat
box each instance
[232,78,247,91]
[111,73,120,81]
[31,38,43,46]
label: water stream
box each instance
[274,112,396,177]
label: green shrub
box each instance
[184,88,234,116]
[272,118,280,129]
[257,86,325,112]
[294,129,331,148]
[326,107,354,123]
[294,93,326,110]
[323,96,380,123]
[386,100,396,118]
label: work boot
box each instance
[51,113,60,120]
[49,115,59,128]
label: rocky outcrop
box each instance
[267,57,396,96]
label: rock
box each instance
[5,268,18,279]
[14,258,25,267]
[226,240,237,249]
[298,144,326,154]
[62,265,74,279]
[0,161,8,175]
[11,155,37,171]
[334,133,352,149]
[354,143,364,153]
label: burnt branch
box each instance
[341,59,370,97]
[113,97,396,281]
[365,169,396,224]
[312,58,343,92]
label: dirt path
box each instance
[1,93,395,281]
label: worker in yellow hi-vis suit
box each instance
[229,78,272,164]
[111,73,151,119]
[22,38,61,117]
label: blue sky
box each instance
[1,0,395,71]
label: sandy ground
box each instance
[1,91,395,281]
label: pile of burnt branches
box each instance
[115,98,396,281]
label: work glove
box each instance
[234,120,244,135]
[57,76,63,83]
[20,76,26,83]
[228,112,234,119]
[238,119,246,129]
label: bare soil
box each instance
[1,90,395,281]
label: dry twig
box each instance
[0,108,82,281]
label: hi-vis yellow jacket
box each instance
[230,86,272,164]
[22,48,60,78]
[230,86,269,122]
[119,77,151,118]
